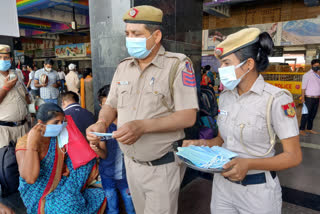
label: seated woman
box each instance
[16,103,106,214]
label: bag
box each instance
[199,85,218,118]
[65,115,97,169]
[199,116,218,139]
[0,141,19,197]
[302,103,308,115]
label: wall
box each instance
[203,0,320,29]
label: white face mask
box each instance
[218,60,249,90]
[45,67,52,72]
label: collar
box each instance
[129,45,165,69]
[231,74,265,96]
[64,103,81,111]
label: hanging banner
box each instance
[0,0,19,37]
[55,43,86,58]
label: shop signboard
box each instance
[35,49,55,58]
[55,43,86,58]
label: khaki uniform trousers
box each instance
[0,123,28,148]
[124,154,186,214]
[211,172,282,214]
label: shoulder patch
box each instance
[182,61,196,87]
[281,102,296,118]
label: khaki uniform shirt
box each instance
[106,46,199,161]
[0,70,29,148]
[66,71,80,95]
[0,70,28,121]
[217,75,299,163]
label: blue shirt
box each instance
[99,123,126,180]
[63,103,95,137]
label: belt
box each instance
[0,119,27,127]
[131,151,175,166]
[225,171,276,186]
[306,96,320,98]
[172,139,184,152]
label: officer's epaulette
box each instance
[163,51,188,62]
[264,82,290,98]
[119,56,134,64]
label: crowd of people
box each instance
[0,4,311,214]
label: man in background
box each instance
[65,63,80,95]
[61,91,95,137]
[34,58,60,104]
[299,59,320,136]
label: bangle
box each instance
[2,86,10,91]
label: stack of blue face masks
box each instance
[177,146,238,169]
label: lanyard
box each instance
[314,72,320,80]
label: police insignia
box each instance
[129,8,138,18]
[182,62,196,87]
[281,102,296,118]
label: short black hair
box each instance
[144,24,163,42]
[44,58,54,66]
[97,85,110,104]
[61,91,79,103]
[204,65,211,71]
[311,59,320,66]
[36,103,64,123]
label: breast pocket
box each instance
[118,85,132,108]
[240,114,269,148]
[143,85,169,112]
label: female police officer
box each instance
[183,28,302,213]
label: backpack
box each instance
[0,141,20,197]
[164,59,219,140]
[199,85,218,118]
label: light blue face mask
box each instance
[0,60,11,71]
[218,60,249,90]
[177,146,238,169]
[126,34,156,59]
[43,122,67,137]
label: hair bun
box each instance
[258,32,274,56]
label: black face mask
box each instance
[312,66,319,72]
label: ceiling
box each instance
[17,0,89,37]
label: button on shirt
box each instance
[302,70,320,96]
[106,46,199,161]
[217,75,299,160]
[34,68,59,99]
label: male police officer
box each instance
[87,5,198,214]
[0,44,30,148]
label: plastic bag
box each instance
[302,103,308,115]
[65,115,97,169]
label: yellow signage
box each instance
[266,81,302,95]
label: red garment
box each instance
[21,69,29,86]
[200,74,211,86]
